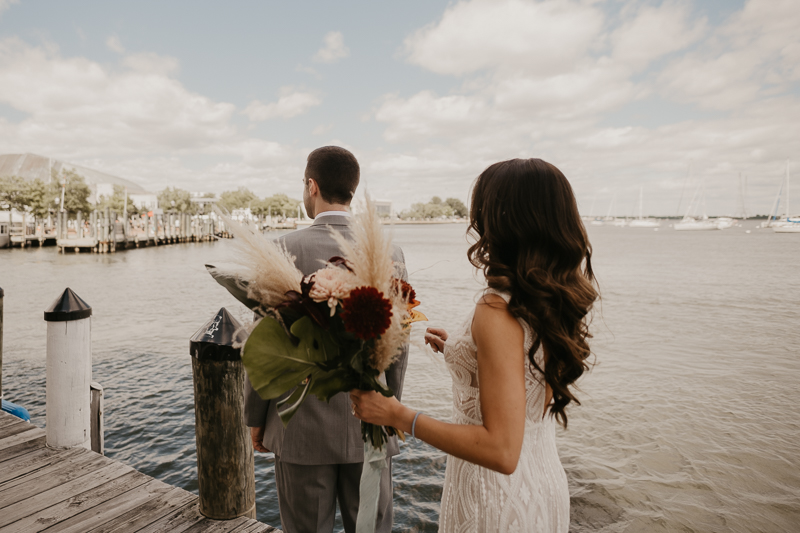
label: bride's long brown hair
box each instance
[468,158,597,428]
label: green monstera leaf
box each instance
[243,315,354,426]
[242,314,397,428]
[243,315,339,400]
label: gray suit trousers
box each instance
[274,456,393,533]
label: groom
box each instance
[245,146,409,533]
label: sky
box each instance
[0,0,797,216]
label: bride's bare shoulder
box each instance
[472,293,522,340]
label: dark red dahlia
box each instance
[340,286,393,340]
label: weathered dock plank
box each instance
[0,434,46,463]
[0,448,118,506]
[0,426,45,452]
[45,478,175,533]
[0,445,84,485]
[133,500,206,533]
[0,470,151,533]
[86,485,197,533]
[0,411,279,532]
[0,461,133,525]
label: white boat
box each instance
[674,174,719,231]
[674,217,720,231]
[768,160,798,233]
[628,187,660,228]
[600,195,628,226]
[773,218,800,233]
[713,217,736,229]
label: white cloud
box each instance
[611,2,705,70]
[0,0,19,15]
[403,0,604,76]
[0,38,235,154]
[106,35,125,54]
[312,123,333,135]
[243,88,322,121]
[0,37,309,197]
[313,31,349,63]
[657,0,800,109]
[368,0,800,214]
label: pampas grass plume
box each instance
[332,195,408,373]
[216,209,302,308]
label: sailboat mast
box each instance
[743,175,748,219]
[786,159,790,218]
[638,186,643,220]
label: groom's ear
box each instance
[307,178,320,197]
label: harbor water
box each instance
[1,221,799,532]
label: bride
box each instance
[350,158,598,532]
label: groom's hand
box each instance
[250,426,270,453]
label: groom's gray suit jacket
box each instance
[244,215,409,464]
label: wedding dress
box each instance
[439,290,570,532]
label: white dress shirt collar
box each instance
[314,210,351,219]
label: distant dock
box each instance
[0,411,279,533]
[1,209,220,253]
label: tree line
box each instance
[1,172,463,221]
[0,173,302,218]
[399,196,468,219]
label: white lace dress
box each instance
[439,290,570,532]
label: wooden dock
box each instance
[0,411,279,533]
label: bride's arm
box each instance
[350,294,527,475]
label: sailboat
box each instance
[771,160,800,233]
[628,187,660,228]
[602,194,627,226]
[674,174,719,231]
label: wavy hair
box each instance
[468,158,597,428]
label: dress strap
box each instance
[483,288,511,303]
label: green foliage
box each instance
[52,169,92,215]
[23,179,57,218]
[243,316,348,425]
[400,197,455,219]
[445,197,468,217]
[157,186,196,214]
[97,185,139,216]
[219,187,258,212]
[0,176,39,211]
[252,193,303,218]
[2,171,93,217]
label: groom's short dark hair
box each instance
[305,146,360,205]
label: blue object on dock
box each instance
[1,399,31,422]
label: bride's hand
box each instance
[425,327,448,353]
[349,390,401,427]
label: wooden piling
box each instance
[111,211,117,253]
[90,381,104,455]
[44,288,93,449]
[190,308,256,520]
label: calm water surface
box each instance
[1,222,799,532]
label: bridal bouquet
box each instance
[206,200,425,450]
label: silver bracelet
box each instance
[412,411,423,440]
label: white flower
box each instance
[309,266,356,316]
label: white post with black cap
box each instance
[190,307,256,520]
[44,287,93,450]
